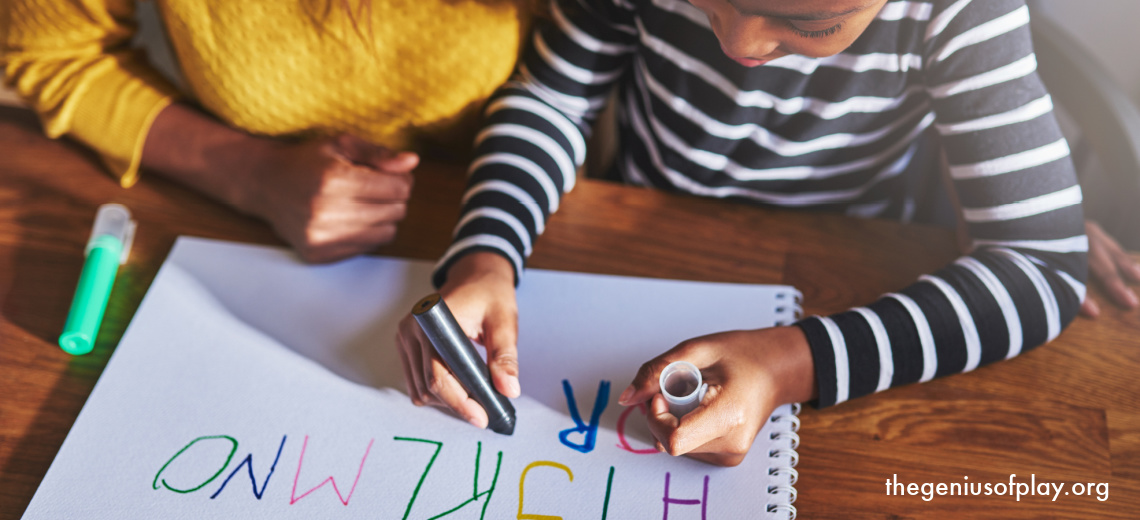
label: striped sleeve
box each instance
[431,0,637,287]
[798,0,1088,407]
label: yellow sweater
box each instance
[1,0,530,186]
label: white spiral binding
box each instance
[766,504,798,519]
[767,292,802,519]
[772,289,804,326]
[768,466,799,486]
[765,402,801,520]
[770,429,800,450]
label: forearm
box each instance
[3,0,180,184]
[767,326,819,406]
[787,0,1085,409]
[141,102,277,215]
[432,0,637,288]
[799,242,1086,408]
[431,85,577,288]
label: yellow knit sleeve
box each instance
[1,0,179,186]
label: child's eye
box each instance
[790,22,843,39]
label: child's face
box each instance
[688,0,891,66]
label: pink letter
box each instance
[289,435,374,506]
[616,403,659,454]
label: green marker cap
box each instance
[59,204,136,355]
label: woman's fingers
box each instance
[333,134,420,174]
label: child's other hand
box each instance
[1081,220,1140,318]
[617,326,816,467]
[246,134,418,264]
[394,252,520,428]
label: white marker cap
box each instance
[86,203,136,264]
[659,361,708,417]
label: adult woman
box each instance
[3,0,533,262]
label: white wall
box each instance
[1035,0,1140,102]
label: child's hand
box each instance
[618,326,816,467]
[1081,220,1140,317]
[395,252,520,428]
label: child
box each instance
[395,0,1087,466]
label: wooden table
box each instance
[2,105,1138,519]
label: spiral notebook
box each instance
[23,237,803,519]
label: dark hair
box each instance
[301,0,374,42]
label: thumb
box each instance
[483,304,520,398]
[620,339,720,406]
[620,356,670,406]
[334,134,419,173]
[624,339,720,408]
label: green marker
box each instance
[59,204,136,355]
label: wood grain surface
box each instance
[2,105,1138,519]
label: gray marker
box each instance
[412,293,517,435]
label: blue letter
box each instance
[211,435,287,499]
[558,380,610,453]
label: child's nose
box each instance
[717,17,781,59]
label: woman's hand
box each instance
[244,134,417,263]
[618,326,816,467]
[1081,220,1140,317]
[395,252,521,428]
[142,103,417,263]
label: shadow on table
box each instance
[0,105,161,518]
[0,240,132,517]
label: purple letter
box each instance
[662,472,709,520]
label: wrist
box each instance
[227,137,285,218]
[766,325,818,405]
[142,102,283,217]
[440,251,516,294]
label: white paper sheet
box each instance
[22,237,802,519]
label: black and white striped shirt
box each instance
[433,0,1089,408]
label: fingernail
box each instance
[1128,289,1139,308]
[618,386,634,404]
[507,377,521,398]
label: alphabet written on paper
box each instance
[150,379,714,519]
